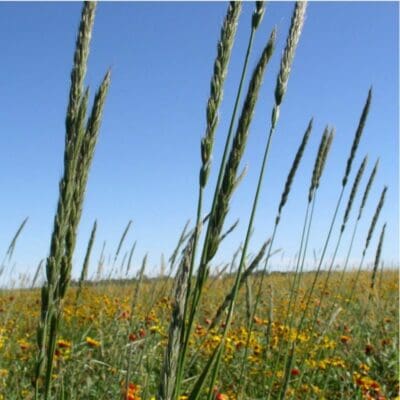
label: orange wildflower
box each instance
[85,336,101,348]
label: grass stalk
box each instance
[207,3,308,395]
[238,117,312,396]
[34,3,111,398]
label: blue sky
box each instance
[0,1,398,283]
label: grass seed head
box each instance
[342,88,372,187]
[341,155,368,232]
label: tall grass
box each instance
[34,3,110,398]
[0,2,394,400]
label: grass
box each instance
[0,1,398,400]
[0,270,398,399]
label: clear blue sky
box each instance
[0,1,398,283]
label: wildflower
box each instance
[118,310,130,320]
[329,357,346,368]
[291,368,300,376]
[340,335,351,344]
[213,387,228,400]
[124,382,141,400]
[150,325,162,334]
[128,333,137,342]
[359,363,370,373]
[365,343,374,356]
[85,336,101,348]
[18,338,30,351]
[0,369,8,377]
[57,339,71,349]
[311,384,322,395]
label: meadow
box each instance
[0,1,398,400]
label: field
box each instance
[0,270,398,399]
[1,1,398,400]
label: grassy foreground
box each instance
[0,270,398,399]
[0,270,399,400]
